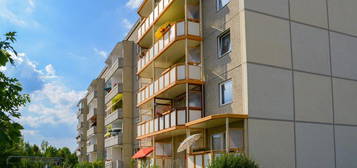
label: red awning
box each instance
[132,147,154,159]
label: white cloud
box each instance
[94,48,107,58]
[0,66,7,71]
[126,0,143,9]
[22,129,38,136]
[43,64,57,79]
[25,0,36,13]
[20,81,85,127]
[0,0,39,27]
[122,18,134,30]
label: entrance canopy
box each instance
[132,147,154,159]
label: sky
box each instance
[0,0,142,151]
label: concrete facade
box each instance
[239,0,357,167]
[76,98,89,162]
[76,0,357,167]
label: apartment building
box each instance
[102,41,136,168]
[86,78,105,162]
[130,0,357,168]
[76,98,89,162]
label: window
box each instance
[218,31,231,57]
[217,0,230,11]
[219,80,232,105]
[211,133,225,150]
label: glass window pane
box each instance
[220,80,232,105]
[219,32,231,56]
[217,0,230,10]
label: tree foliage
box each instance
[0,32,31,167]
[74,161,104,168]
[208,154,259,168]
[6,140,78,168]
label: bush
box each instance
[208,154,258,168]
[75,161,104,168]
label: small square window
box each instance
[217,0,230,11]
[219,80,232,105]
[218,31,231,57]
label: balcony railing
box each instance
[137,64,202,106]
[76,150,81,156]
[137,20,201,74]
[87,91,96,104]
[104,134,123,148]
[87,126,96,137]
[105,108,123,126]
[105,84,123,104]
[87,144,97,153]
[104,57,124,82]
[137,0,174,42]
[105,160,123,168]
[87,108,97,120]
[137,108,202,137]
[77,122,85,130]
[77,108,82,117]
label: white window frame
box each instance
[216,0,230,11]
[219,79,233,106]
[217,30,231,58]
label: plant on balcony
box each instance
[208,154,258,168]
[111,94,123,111]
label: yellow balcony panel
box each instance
[137,0,185,47]
[137,64,203,107]
[104,83,123,104]
[137,20,202,77]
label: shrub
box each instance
[208,154,258,168]
[75,161,104,168]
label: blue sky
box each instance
[0,0,141,151]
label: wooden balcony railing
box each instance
[137,107,202,138]
[137,64,202,106]
[137,20,201,74]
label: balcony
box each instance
[105,108,123,126]
[137,108,202,138]
[87,126,96,137]
[103,57,124,82]
[76,150,81,156]
[137,0,153,18]
[105,84,123,104]
[104,134,123,148]
[87,108,97,120]
[76,108,82,117]
[105,160,123,168]
[87,91,96,104]
[137,20,201,76]
[137,0,186,47]
[77,122,85,130]
[87,144,97,153]
[137,64,203,106]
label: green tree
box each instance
[208,154,259,168]
[0,32,30,167]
